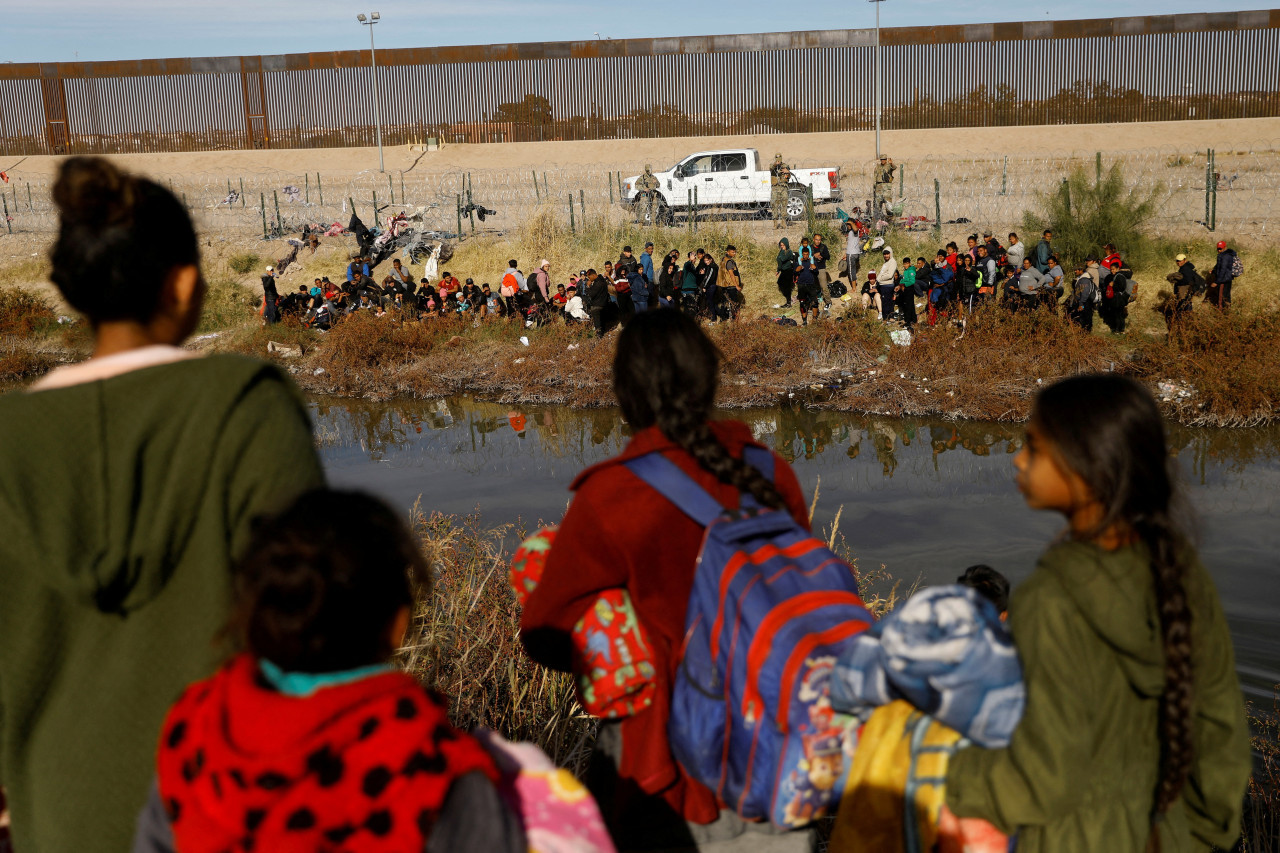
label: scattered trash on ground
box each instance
[1157,380,1195,401]
[267,340,302,358]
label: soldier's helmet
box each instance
[879,154,888,161]
[774,153,783,160]
[644,163,652,172]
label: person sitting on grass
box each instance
[135,490,525,853]
[564,284,589,324]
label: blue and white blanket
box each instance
[830,585,1024,747]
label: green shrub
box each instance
[227,252,261,275]
[1021,160,1164,268]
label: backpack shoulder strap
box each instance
[625,453,725,526]
[743,445,776,482]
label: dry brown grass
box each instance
[0,288,57,336]
[398,506,594,772]
[1244,687,1279,853]
[1129,307,1280,426]
[835,306,1119,421]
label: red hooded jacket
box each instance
[519,421,810,825]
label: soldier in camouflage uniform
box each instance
[872,154,896,219]
[770,153,792,229]
[635,164,660,225]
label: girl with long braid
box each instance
[943,375,1251,852]
[520,310,813,851]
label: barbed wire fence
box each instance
[1,142,1277,245]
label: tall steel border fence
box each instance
[1,10,1278,156]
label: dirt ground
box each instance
[7,117,1280,180]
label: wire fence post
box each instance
[898,164,904,200]
[1001,156,1007,195]
[372,190,378,226]
[400,171,405,206]
[1061,178,1071,217]
[272,190,282,234]
[305,173,309,204]
[466,175,475,232]
[578,188,586,225]
[609,173,615,205]
[532,170,540,202]
[240,178,245,207]
[317,173,323,206]
[1209,149,1217,232]
[933,178,941,237]
[687,188,693,233]
[806,183,815,232]
[260,193,268,239]
[3,195,11,235]
[456,194,463,239]
[1095,151,1102,184]
[693,186,699,234]
[568,193,575,234]
[388,172,394,205]
[27,182,32,211]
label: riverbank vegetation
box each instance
[2,159,1278,422]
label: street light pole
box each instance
[357,12,385,173]
[870,0,885,160]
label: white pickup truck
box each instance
[621,149,842,224]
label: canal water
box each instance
[316,395,1280,705]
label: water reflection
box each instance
[316,396,1280,703]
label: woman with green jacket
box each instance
[0,157,324,852]
[944,375,1251,852]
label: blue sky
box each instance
[1,0,1267,63]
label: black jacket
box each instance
[586,277,611,310]
[1212,249,1237,284]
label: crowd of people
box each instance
[263,239,751,337]
[0,157,1256,853]
[814,224,1244,334]
[262,200,1243,345]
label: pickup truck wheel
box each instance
[786,190,808,220]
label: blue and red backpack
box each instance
[625,447,873,828]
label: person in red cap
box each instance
[1208,240,1240,310]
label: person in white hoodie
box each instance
[877,246,899,321]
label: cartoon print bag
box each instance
[475,729,617,853]
[511,529,656,719]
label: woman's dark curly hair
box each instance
[613,309,784,510]
[226,489,430,673]
[1032,374,1195,849]
[49,156,198,325]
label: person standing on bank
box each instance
[770,153,792,229]
[811,232,833,307]
[261,264,279,325]
[1033,229,1053,274]
[635,164,661,226]
[0,157,324,853]
[1208,240,1239,310]
[842,217,862,284]
[775,237,798,308]
[872,155,896,218]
